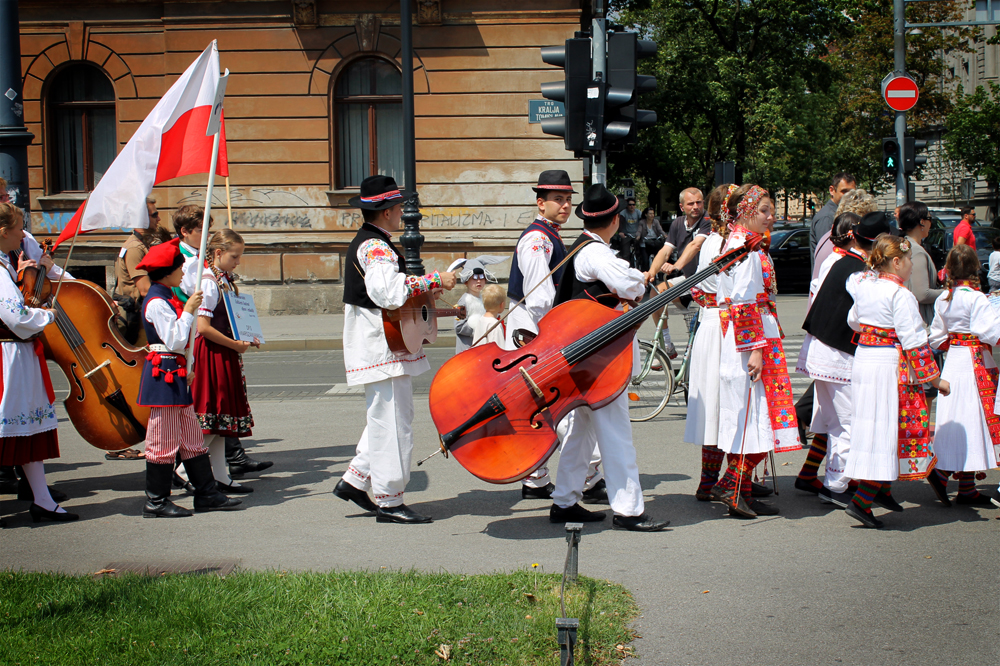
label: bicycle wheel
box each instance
[628,340,674,422]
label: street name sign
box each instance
[529,100,565,124]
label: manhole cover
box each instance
[94,560,239,578]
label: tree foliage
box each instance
[944,83,1000,209]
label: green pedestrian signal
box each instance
[881,138,900,175]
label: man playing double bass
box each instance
[332,175,457,525]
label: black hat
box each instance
[853,211,891,242]
[574,183,626,222]
[348,175,413,210]
[532,170,578,195]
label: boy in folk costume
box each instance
[844,235,950,528]
[715,185,801,519]
[799,213,892,509]
[547,183,670,531]
[505,170,605,503]
[926,245,1000,507]
[136,238,242,518]
[334,175,457,524]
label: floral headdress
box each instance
[736,185,768,224]
[719,183,740,227]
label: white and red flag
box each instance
[53,41,229,248]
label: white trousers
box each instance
[523,411,603,490]
[342,376,414,508]
[551,391,644,517]
[811,380,853,492]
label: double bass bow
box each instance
[19,238,150,451]
[426,234,763,483]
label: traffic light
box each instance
[903,137,928,175]
[882,138,900,174]
[603,31,658,150]
[540,38,592,152]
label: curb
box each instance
[247,334,458,353]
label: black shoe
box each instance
[612,513,670,532]
[750,481,773,497]
[845,503,883,529]
[549,503,606,523]
[521,483,555,500]
[873,488,904,512]
[217,481,254,494]
[818,487,852,508]
[375,504,432,524]
[172,473,195,495]
[28,503,79,523]
[581,479,609,504]
[955,492,995,506]
[16,478,69,503]
[747,499,779,516]
[145,462,194,518]
[722,491,757,519]
[226,442,274,477]
[794,477,822,495]
[185,453,242,512]
[927,472,951,507]
[333,479,378,513]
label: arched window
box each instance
[333,57,403,189]
[47,64,117,193]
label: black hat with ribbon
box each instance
[348,175,413,210]
[853,211,891,242]
[574,183,626,223]
[532,170,578,195]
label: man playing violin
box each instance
[333,175,457,524]
[548,183,671,532]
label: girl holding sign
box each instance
[189,229,264,494]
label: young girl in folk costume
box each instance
[185,229,263,494]
[926,245,1000,507]
[136,238,241,517]
[715,185,800,519]
[844,235,950,528]
[686,183,741,500]
[451,256,503,353]
[0,203,76,524]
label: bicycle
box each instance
[627,297,700,422]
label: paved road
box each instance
[8,296,999,665]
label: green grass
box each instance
[0,569,639,665]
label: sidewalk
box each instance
[253,295,812,352]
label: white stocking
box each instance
[206,435,234,485]
[21,461,61,512]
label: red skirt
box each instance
[191,336,253,437]
[0,429,60,466]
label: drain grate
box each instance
[94,560,239,578]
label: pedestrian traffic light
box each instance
[903,137,928,175]
[540,38,592,152]
[882,138,900,174]
[603,31,658,150]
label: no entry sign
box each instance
[881,73,919,112]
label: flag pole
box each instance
[186,130,222,369]
[225,175,233,229]
[49,203,86,310]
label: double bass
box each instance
[427,235,761,483]
[19,240,149,451]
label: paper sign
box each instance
[206,69,229,137]
[223,291,265,344]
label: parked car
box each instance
[923,226,999,292]
[927,208,966,230]
[768,226,811,293]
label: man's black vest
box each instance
[344,223,407,309]
[554,234,618,308]
[507,218,567,300]
[802,252,867,355]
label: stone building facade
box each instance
[17,0,589,312]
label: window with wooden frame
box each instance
[333,57,403,189]
[47,64,117,194]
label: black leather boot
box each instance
[143,462,193,518]
[186,453,242,512]
[225,437,273,477]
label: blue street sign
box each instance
[529,100,565,124]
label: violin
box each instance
[20,238,150,452]
[426,235,762,484]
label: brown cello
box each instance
[20,240,150,451]
[427,235,761,483]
